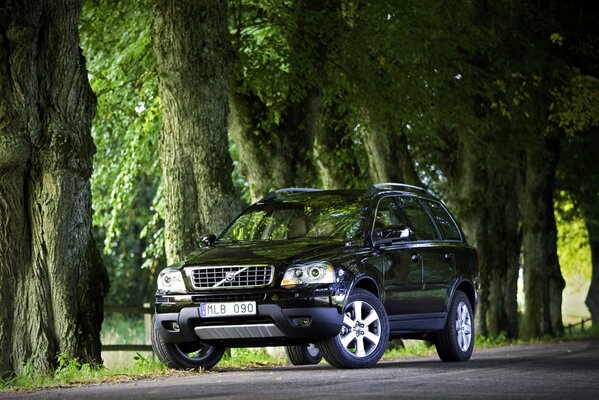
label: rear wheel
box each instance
[285,343,322,365]
[435,290,474,362]
[318,289,389,368]
[151,317,225,370]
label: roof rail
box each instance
[275,188,322,194]
[260,187,322,202]
[366,182,434,197]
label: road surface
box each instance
[2,339,598,399]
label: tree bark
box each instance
[441,132,520,338]
[153,0,237,264]
[314,99,367,190]
[230,88,319,201]
[362,124,421,186]
[518,137,565,338]
[581,196,599,325]
[229,0,330,201]
[0,0,107,375]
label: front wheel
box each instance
[434,290,474,362]
[318,289,389,369]
[285,343,322,365]
[151,317,225,370]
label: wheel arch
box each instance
[350,276,380,299]
[453,279,477,316]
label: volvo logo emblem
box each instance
[225,272,236,282]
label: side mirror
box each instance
[200,233,216,247]
[399,227,412,240]
[382,225,412,241]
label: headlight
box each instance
[281,262,335,288]
[157,268,186,292]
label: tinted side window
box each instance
[397,196,436,241]
[372,196,409,240]
[425,201,462,241]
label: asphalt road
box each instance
[3,339,599,400]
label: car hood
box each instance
[180,239,347,267]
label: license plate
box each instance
[200,301,257,318]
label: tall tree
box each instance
[518,134,564,338]
[153,0,237,264]
[551,0,599,325]
[0,0,107,375]
[229,0,333,201]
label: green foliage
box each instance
[555,193,592,284]
[218,348,286,367]
[54,353,95,382]
[101,313,146,345]
[475,332,510,348]
[80,0,164,305]
[551,75,599,135]
[0,352,167,390]
[382,340,436,359]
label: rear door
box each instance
[420,200,463,312]
[397,196,453,314]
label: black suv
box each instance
[151,183,479,369]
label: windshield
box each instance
[219,194,367,241]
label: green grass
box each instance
[0,352,171,392]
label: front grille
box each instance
[191,293,267,303]
[187,265,274,290]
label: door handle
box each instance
[411,253,420,262]
[444,253,453,262]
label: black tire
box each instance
[151,316,226,370]
[435,290,474,362]
[318,289,389,369]
[285,344,322,365]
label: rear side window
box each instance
[425,201,462,241]
[397,196,437,241]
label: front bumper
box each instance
[154,291,345,346]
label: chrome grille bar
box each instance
[186,265,274,290]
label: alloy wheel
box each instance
[339,300,382,358]
[455,301,472,352]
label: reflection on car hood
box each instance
[181,239,346,267]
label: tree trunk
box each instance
[441,133,520,338]
[314,122,348,190]
[153,0,237,264]
[230,89,319,201]
[482,166,520,338]
[314,100,367,190]
[581,197,599,325]
[518,137,565,338]
[229,0,330,202]
[362,124,421,186]
[0,0,107,375]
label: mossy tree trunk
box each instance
[518,136,565,338]
[362,125,421,186]
[230,88,320,202]
[230,0,333,202]
[153,0,237,264]
[441,132,520,339]
[0,0,108,376]
[313,97,368,190]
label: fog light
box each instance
[172,322,180,331]
[292,317,312,327]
